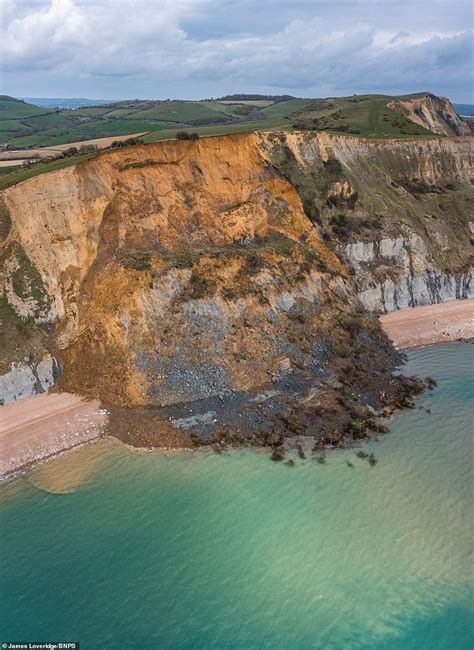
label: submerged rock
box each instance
[270,445,286,461]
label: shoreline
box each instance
[380,298,474,349]
[1,299,472,481]
[0,393,107,481]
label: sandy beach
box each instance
[380,298,474,349]
[0,392,107,479]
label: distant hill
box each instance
[21,98,111,109]
[0,95,52,119]
[213,94,297,102]
[290,93,470,137]
[0,92,470,149]
[0,96,65,145]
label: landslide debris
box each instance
[2,130,470,453]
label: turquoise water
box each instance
[1,342,473,649]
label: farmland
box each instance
[0,95,290,147]
[0,92,448,149]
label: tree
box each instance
[176,131,199,140]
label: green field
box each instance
[0,92,449,148]
[0,119,30,133]
[8,119,166,147]
[21,113,74,130]
[261,98,313,119]
[142,116,292,144]
[0,96,53,119]
[130,102,227,123]
[290,94,435,137]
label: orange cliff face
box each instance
[1,133,349,407]
[2,133,338,318]
[5,130,468,446]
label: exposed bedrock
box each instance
[0,354,59,405]
[0,131,471,446]
[344,235,472,313]
[264,132,473,314]
[387,94,471,137]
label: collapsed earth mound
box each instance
[1,131,472,451]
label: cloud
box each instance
[2,0,87,68]
[1,0,193,73]
[0,0,472,100]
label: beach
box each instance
[380,298,474,349]
[0,392,107,479]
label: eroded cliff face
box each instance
[264,131,473,313]
[0,354,58,405]
[343,235,471,312]
[387,94,471,136]
[2,130,470,448]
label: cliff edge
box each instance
[387,93,471,136]
[1,130,472,452]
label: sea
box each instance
[0,341,473,649]
[454,103,474,117]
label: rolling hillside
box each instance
[0,95,303,148]
[3,92,469,150]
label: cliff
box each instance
[264,132,473,313]
[387,93,471,136]
[1,130,471,450]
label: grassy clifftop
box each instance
[1,92,469,150]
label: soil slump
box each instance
[1,131,471,454]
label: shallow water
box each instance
[1,342,473,649]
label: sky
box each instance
[0,0,473,102]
